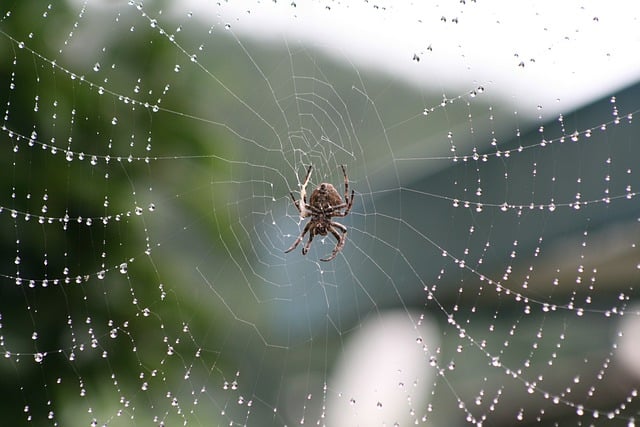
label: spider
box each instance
[285,165,354,261]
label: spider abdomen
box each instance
[310,183,343,211]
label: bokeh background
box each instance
[2,1,640,426]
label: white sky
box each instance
[182,0,640,117]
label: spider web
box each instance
[1,1,640,426]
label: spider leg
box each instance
[289,165,314,218]
[328,201,351,217]
[340,164,349,201]
[336,165,354,217]
[326,195,353,217]
[319,202,346,217]
[302,226,317,255]
[331,221,347,233]
[320,222,347,262]
[285,221,312,254]
[343,188,354,215]
[299,165,313,210]
[301,165,313,186]
[289,192,301,213]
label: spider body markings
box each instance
[285,165,354,261]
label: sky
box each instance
[181,0,640,117]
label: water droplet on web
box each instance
[174,64,181,72]
[93,62,100,72]
[111,117,118,125]
[119,263,128,274]
[34,353,44,363]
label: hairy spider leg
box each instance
[341,164,349,203]
[288,165,314,217]
[320,222,347,261]
[302,227,317,255]
[339,164,354,215]
[298,165,313,217]
[284,220,312,253]
[327,195,353,217]
[289,192,301,213]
